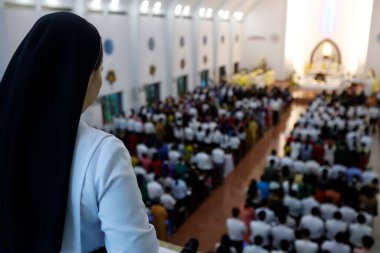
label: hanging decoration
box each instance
[106,70,116,85]
[104,39,114,55]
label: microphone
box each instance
[180,238,199,253]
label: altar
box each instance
[298,75,348,93]
[295,39,349,93]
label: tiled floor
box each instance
[168,103,307,252]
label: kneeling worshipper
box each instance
[0,12,158,252]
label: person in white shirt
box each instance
[243,235,269,253]
[168,145,181,164]
[133,120,144,134]
[295,229,318,253]
[301,196,320,215]
[349,214,373,247]
[144,121,156,135]
[320,197,338,220]
[194,151,213,171]
[255,207,275,224]
[147,175,164,200]
[184,125,195,141]
[136,142,149,160]
[226,208,246,253]
[270,215,295,250]
[361,171,379,186]
[212,148,226,184]
[271,240,290,253]
[299,207,325,242]
[283,190,302,218]
[171,177,188,201]
[321,232,350,253]
[250,211,271,247]
[325,211,348,240]
[160,187,176,211]
[339,205,357,223]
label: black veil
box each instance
[0,12,102,252]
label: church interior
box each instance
[1,0,380,252]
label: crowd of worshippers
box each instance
[218,92,380,253]
[106,84,293,240]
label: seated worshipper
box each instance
[150,199,168,241]
[168,144,181,164]
[0,12,158,253]
[340,204,358,223]
[270,215,295,250]
[299,207,325,244]
[295,229,318,253]
[320,197,339,220]
[243,236,269,253]
[321,232,350,253]
[349,214,373,247]
[226,208,246,253]
[160,187,176,231]
[147,175,164,201]
[283,190,302,219]
[170,175,188,208]
[136,141,149,160]
[325,211,348,240]
[194,150,213,171]
[249,211,271,247]
[353,235,375,253]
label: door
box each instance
[200,70,209,88]
[101,92,123,124]
[234,62,239,74]
[145,82,160,106]
[219,66,226,84]
[177,75,188,97]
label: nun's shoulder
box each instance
[78,120,113,143]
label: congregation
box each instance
[220,91,380,253]
[106,83,293,240]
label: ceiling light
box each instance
[140,0,149,13]
[110,0,119,8]
[223,10,230,20]
[218,9,224,18]
[233,11,244,21]
[92,0,101,8]
[199,7,206,17]
[174,4,182,16]
[206,8,213,18]
[183,5,191,16]
[153,1,161,14]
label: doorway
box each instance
[200,70,209,88]
[219,66,226,84]
[177,75,188,97]
[145,82,160,106]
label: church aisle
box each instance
[168,103,307,252]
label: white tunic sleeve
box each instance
[90,137,159,253]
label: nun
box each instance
[0,13,158,252]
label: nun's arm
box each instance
[93,137,159,253]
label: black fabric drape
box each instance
[0,12,101,252]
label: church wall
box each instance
[231,21,243,71]
[197,19,215,82]
[138,15,168,101]
[366,0,380,78]
[216,21,231,81]
[241,0,288,80]
[173,17,194,94]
